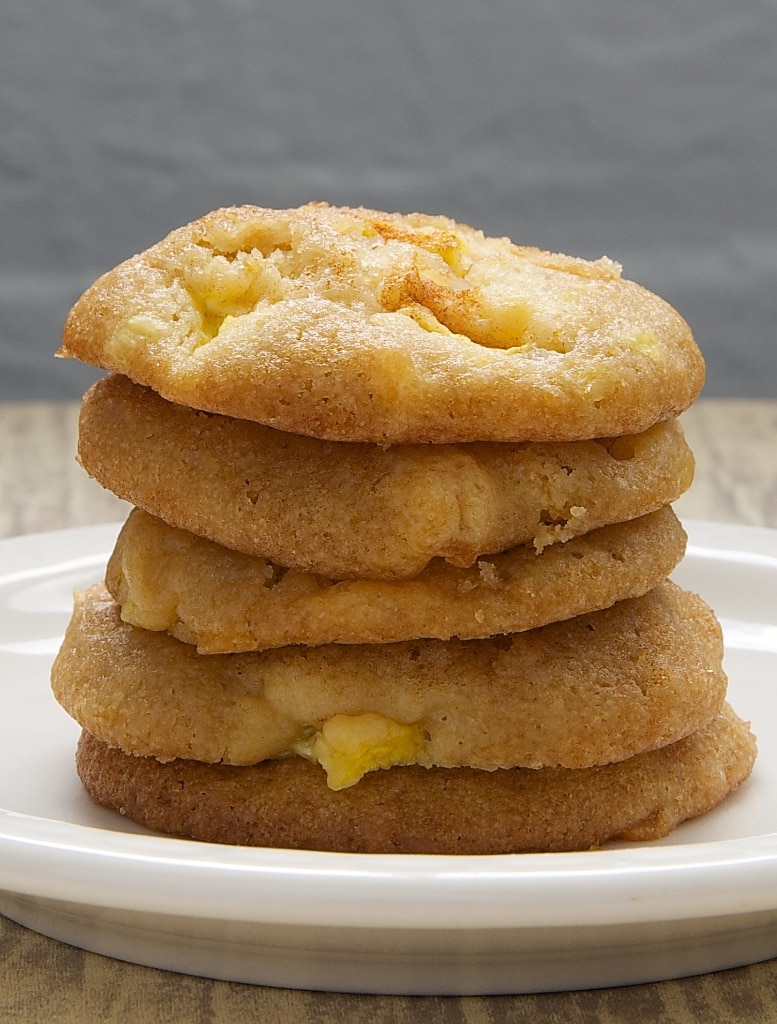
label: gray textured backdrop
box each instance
[2,0,775,400]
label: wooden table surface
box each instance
[1,397,776,1024]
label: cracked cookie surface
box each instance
[59,203,704,443]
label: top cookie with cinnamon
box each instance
[59,203,704,443]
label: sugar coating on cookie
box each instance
[74,706,755,853]
[52,581,727,781]
[79,374,695,579]
[106,507,687,652]
[59,204,704,443]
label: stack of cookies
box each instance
[51,204,756,853]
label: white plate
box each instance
[0,520,776,995]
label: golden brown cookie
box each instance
[74,706,755,853]
[58,204,704,443]
[52,581,727,782]
[79,375,695,579]
[106,506,687,652]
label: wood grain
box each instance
[675,400,777,530]
[1,396,776,1022]
[0,401,128,539]
[2,911,777,1024]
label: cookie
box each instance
[74,706,755,853]
[52,581,727,781]
[79,374,695,579]
[58,204,704,443]
[106,506,687,652]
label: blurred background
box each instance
[2,0,775,400]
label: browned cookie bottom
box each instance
[76,706,756,854]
